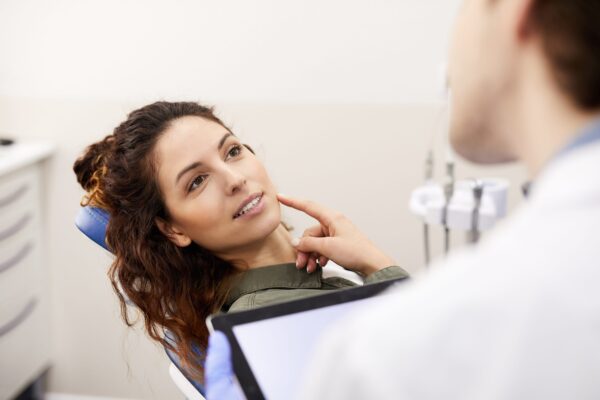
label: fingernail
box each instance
[278,193,288,198]
[291,237,300,247]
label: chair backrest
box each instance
[164,330,206,394]
[75,206,111,251]
[75,206,206,395]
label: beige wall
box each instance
[0,97,527,399]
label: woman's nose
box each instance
[223,167,246,195]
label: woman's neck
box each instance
[219,224,297,270]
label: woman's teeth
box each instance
[235,195,262,218]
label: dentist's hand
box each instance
[205,331,244,400]
[278,194,396,276]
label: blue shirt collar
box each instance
[555,118,600,160]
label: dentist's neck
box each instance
[508,46,600,177]
[220,224,297,270]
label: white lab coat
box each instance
[300,141,600,400]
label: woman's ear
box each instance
[155,217,192,247]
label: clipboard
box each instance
[207,277,407,400]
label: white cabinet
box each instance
[0,143,53,400]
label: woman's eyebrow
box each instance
[217,132,234,150]
[174,132,234,185]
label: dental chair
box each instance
[75,206,206,400]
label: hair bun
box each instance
[73,135,114,208]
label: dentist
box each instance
[207,0,600,398]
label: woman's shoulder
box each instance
[228,286,338,313]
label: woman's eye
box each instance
[227,144,243,159]
[188,175,206,192]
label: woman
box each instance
[73,101,407,381]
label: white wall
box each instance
[0,1,529,400]
[0,0,459,103]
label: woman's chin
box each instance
[247,210,282,238]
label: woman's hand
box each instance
[278,194,396,276]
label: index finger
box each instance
[277,194,334,226]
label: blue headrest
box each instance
[75,206,111,252]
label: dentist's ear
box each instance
[155,218,192,247]
[511,0,537,41]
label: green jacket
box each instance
[223,263,409,313]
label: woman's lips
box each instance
[233,193,265,219]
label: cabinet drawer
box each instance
[0,296,37,339]
[0,239,37,327]
[0,243,36,313]
[0,167,38,241]
[0,166,38,212]
[0,295,51,400]
[0,210,38,303]
[0,182,30,210]
[0,200,36,252]
[0,212,33,243]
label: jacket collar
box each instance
[526,117,600,207]
[530,142,600,211]
[224,263,323,309]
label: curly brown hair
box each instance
[73,101,240,381]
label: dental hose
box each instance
[423,150,434,266]
[442,144,456,255]
[468,180,484,244]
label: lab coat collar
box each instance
[529,139,600,211]
[525,117,600,200]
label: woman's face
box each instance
[154,116,281,254]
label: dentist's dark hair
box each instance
[529,0,600,109]
[73,101,240,382]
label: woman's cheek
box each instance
[254,162,274,188]
[178,196,218,234]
